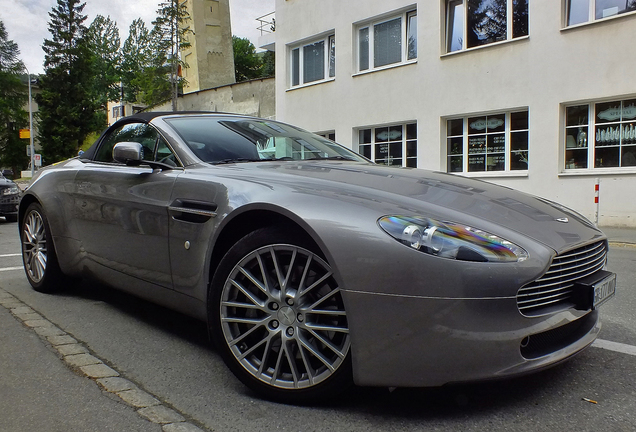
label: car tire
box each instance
[21,202,64,293]
[209,226,352,403]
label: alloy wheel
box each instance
[220,244,350,389]
[22,209,48,283]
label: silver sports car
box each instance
[19,112,616,403]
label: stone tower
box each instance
[181,0,236,93]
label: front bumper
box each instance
[343,291,599,387]
[0,195,19,216]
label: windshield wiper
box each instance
[211,158,261,165]
[311,155,357,161]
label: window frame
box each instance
[355,8,417,73]
[289,33,336,89]
[445,0,529,54]
[445,110,529,175]
[565,0,636,27]
[357,122,418,168]
[564,98,636,171]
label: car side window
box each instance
[95,123,160,163]
[155,136,178,167]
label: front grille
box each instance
[517,240,608,316]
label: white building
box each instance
[270,0,636,227]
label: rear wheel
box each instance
[209,227,352,403]
[21,202,64,293]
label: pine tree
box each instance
[36,0,98,163]
[87,15,121,128]
[0,21,28,176]
[120,18,153,103]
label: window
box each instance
[446,0,528,53]
[95,122,175,165]
[565,99,636,169]
[446,110,528,173]
[567,0,636,26]
[317,131,336,141]
[357,10,417,72]
[358,123,417,167]
[112,105,125,118]
[290,34,335,87]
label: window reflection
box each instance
[303,41,324,83]
[467,0,507,49]
[374,18,402,68]
[447,0,464,52]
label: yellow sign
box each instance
[20,129,30,139]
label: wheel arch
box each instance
[18,193,40,226]
[208,207,325,286]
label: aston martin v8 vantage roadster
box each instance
[19,112,616,402]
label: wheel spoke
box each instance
[269,247,286,296]
[222,300,262,310]
[222,316,268,325]
[298,271,332,298]
[305,327,347,359]
[238,266,269,296]
[228,323,265,348]
[303,287,343,311]
[298,335,336,372]
[238,334,270,361]
[228,279,266,308]
[304,323,349,334]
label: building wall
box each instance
[152,77,275,119]
[182,0,235,93]
[274,0,636,227]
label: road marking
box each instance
[0,266,23,272]
[0,253,21,258]
[592,338,636,356]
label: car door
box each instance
[73,121,180,289]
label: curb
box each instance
[608,241,636,248]
[0,288,208,432]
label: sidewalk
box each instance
[600,226,636,245]
[0,297,162,432]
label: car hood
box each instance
[0,176,17,187]
[216,161,603,254]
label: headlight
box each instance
[2,186,19,196]
[378,215,528,263]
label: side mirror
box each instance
[113,142,144,166]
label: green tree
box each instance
[260,50,275,78]
[151,0,191,110]
[232,36,262,82]
[87,15,121,129]
[120,18,153,103]
[36,0,98,163]
[0,21,28,176]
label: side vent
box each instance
[168,199,218,223]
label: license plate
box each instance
[592,273,616,309]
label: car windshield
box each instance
[164,116,366,164]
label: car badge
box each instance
[556,217,569,223]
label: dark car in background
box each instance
[18,112,616,403]
[0,172,20,222]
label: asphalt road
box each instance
[1,217,635,432]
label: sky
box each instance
[1,0,275,74]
